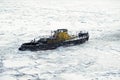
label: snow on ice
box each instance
[0,0,120,80]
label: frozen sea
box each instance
[0,0,120,80]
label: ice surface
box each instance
[0,0,120,80]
